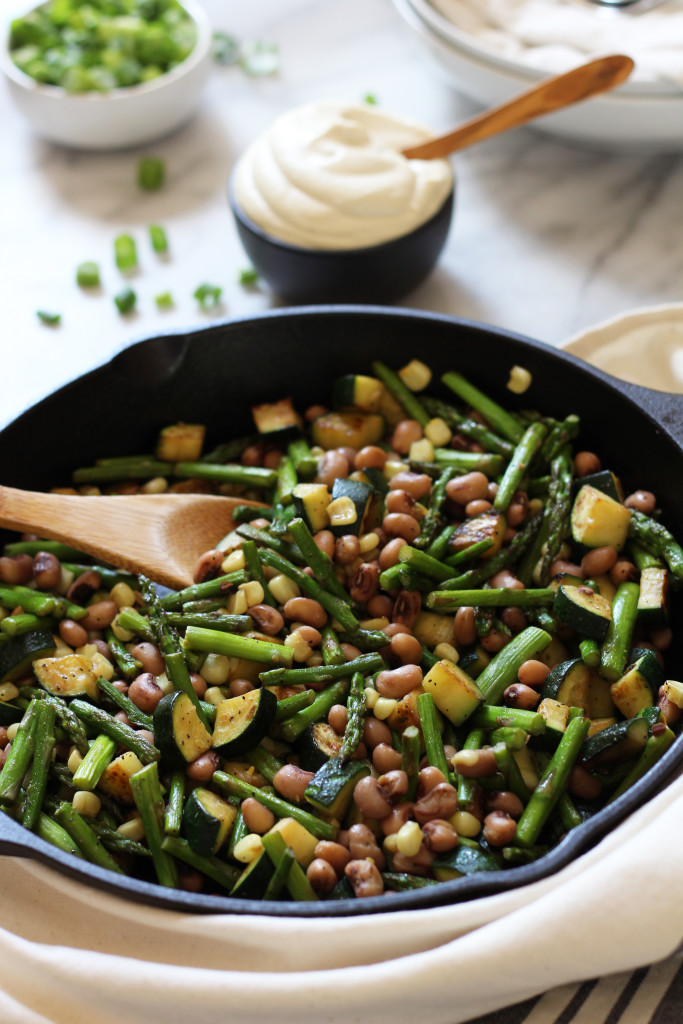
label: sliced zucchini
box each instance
[570,485,631,551]
[304,756,370,820]
[99,750,145,805]
[450,511,506,561]
[231,847,274,899]
[265,817,318,867]
[212,688,277,758]
[183,787,237,857]
[156,423,205,462]
[414,611,455,649]
[33,652,98,700]
[362,467,390,497]
[548,572,584,593]
[153,690,213,768]
[610,653,662,718]
[298,721,343,772]
[310,411,384,451]
[537,697,571,735]
[580,716,649,765]
[422,659,484,726]
[541,657,615,718]
[251,397,303,442]
[0,629,56,684]
[432,844,500,881]
[575,469,623,503]
[332,374,384,412]
[590,573,617,605]
[637,566,669,628]
[328,478,373,538]
[458,645,490,680]
[553,585,612,641]
[292,483,331,533]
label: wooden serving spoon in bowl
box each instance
[402,54,635,160]
[0,487,264,590]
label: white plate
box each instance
[561,304,683,393]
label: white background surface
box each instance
[2,0,683,427]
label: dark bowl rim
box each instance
[227,172,455,258]
[2,303,682,918]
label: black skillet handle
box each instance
[618,380,683,448]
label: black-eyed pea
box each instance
[306,858,338,895]
[483,810,518,847]
[414,782,458,824]
[352,776,392,819]
[272,764,315,803]
[422,819,459,853]
[241,797,276,834]
[344,858,384,898]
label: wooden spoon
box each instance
[402,54,635,160]
[0,487,264,591]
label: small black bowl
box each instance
[228,175,455,304]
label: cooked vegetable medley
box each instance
[9,0,196,92]
[0,358,681,903]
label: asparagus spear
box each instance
[54,802,124,873]
[339,672,366,762]
[441,371,524,443]
[22,700,56,830]
[412,467,455,550]
[628,510,683,582]
[421,396,515,456]
[372,360,429,426]
[416,692,450,779]
[213,771,337,840]
[493,422,547,512]
[130,762,178,888]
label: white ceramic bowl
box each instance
[2,0,213,150]
[392,0,683,150]
[561,303,683,393]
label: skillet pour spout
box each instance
[1,304,682,917]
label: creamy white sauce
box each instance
[233,102,454,251]
[430,0,683,86]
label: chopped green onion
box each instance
[193,283,223,311]
[114,234,138,273]
[212,31,240,66]
[149,224,169,254]
[155,291,174,309]
[114,286,137,314]
[238,267,259,286]
[138,157,165,191]
[239,40,279,77]
[76,261,100,288]
[364,93,378,105]
[36,310,61,326]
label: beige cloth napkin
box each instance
[0,775,682,1024]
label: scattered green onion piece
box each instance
[114,234,138,272]
[155,291,174,309]
[149,224,168,253]
[238,267,259,285]
[36,310,61,326]
[193,283,223,310]
[138,157,165,191]
[212,31,240,65]
[76,261,100,288]
[239,40,279,77]
[114,286,137,315]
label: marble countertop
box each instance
[2,0,683,429]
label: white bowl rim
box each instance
[1,0,212,100]
[400,0,683,99]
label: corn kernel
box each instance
[383,459,407,481]
[285,631,313,662]
[528,498,544,516]
[349,471,367,483]
[383,833,399,854]
[110,613,135,643]
[365,687,379,709]
[201,653,231,685]
[359,617,390,631]
[221,549,246,574]
[155,672,174,696]
[326,496,358,528]
[0,683,19,703]
[110,582,137,610]
[233,833,264,864]
[269,574,300,604]
[117,817,145,842]
[450,811,481,837]
[409,438,434,463]
[358,532,380,554]
[227,590,249,615]
[507,365,532,394]
[434,642,459,664]
[399,359,432,392]
[373,696,398,720]
[396,821,423,857]
[305,653,324,667]
[140,476,168,494]
[425,417,452,448]
[239,580,264,608]
[663,680,683,709]
[67,748,83,774]
[72,791,102,817]
[203,685,228,705]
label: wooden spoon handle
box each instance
[402,54,635,160]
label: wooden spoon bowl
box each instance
[0,487,263,590]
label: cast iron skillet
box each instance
[1,305,682,917]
